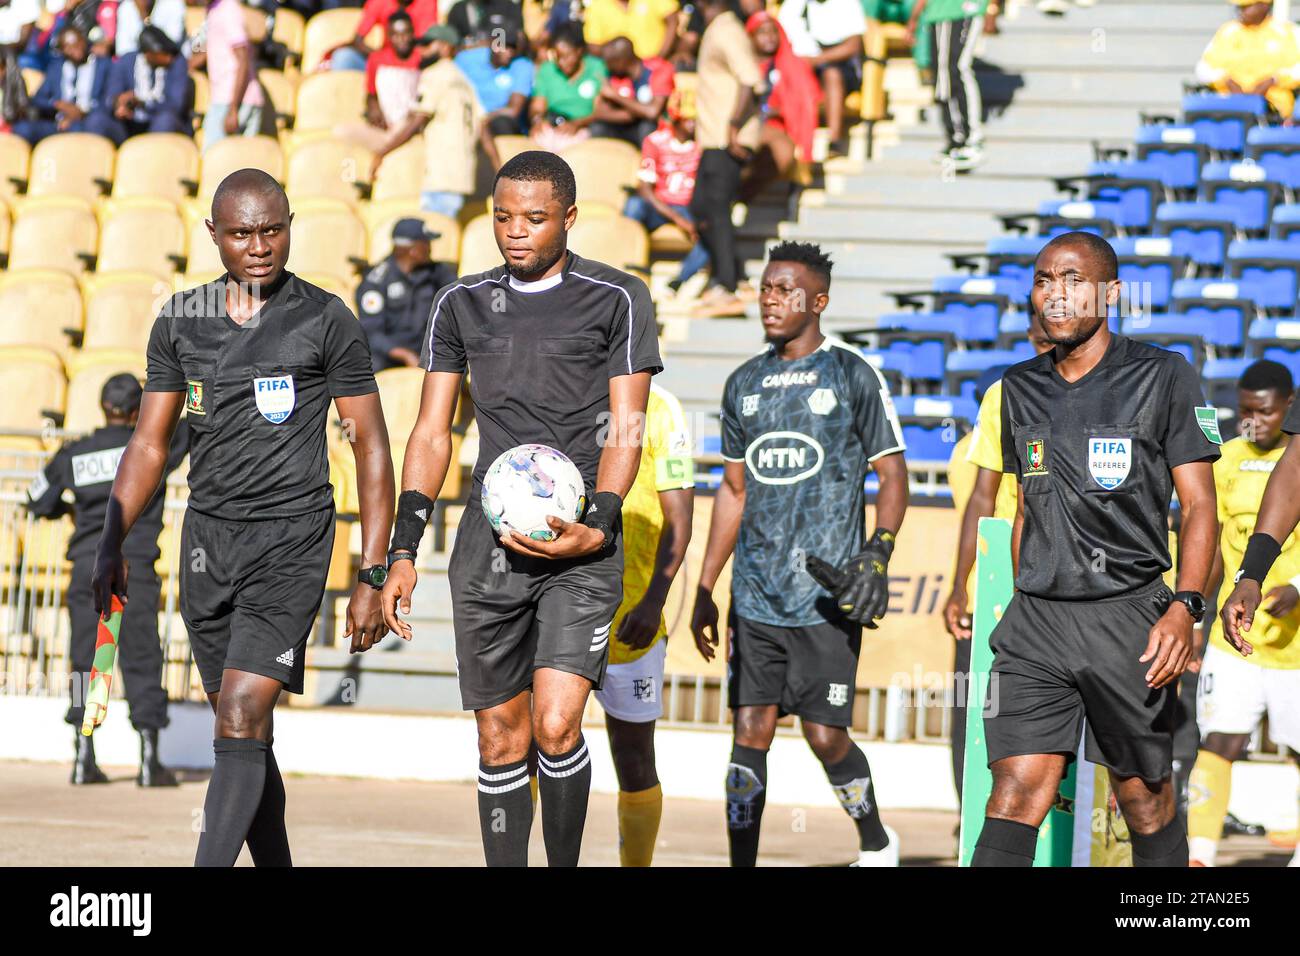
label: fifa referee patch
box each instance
[186,380,206,416]
[1025,438,1048,475]
[1195,406,1223,444]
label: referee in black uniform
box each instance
[92,169,395,867]
[28,374,188,787]
[382,151,662,867]
[972,231,1220,868]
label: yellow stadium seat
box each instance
[97,203,186,280]
[22,68,43,96]
[0,202,9,257]
[8,201,98,274]
[0,348,67,435]
[272,7,307,64]
[569,215,648,271]
[184,6,205,38]
[82,274,166,353]
[65,347,148,379]
[197,135,284,198]
[19,514,74,595]
[457,214,500,276]
[287,200,367,281]
[111,133,200,206]
[24,132,115,206]
[285,137,371,207]
[364,205,460,264]
[0,132,31,207]
[494,134,532,165]
[650,222,693,256]
[563,137,640,210]
[184,216,225,276]
[258,69,299,128]
[192,69,210,119]
[243,4,270,43]
[297,272,352,301]
[301,8,363,74]
[179,270,223,292]
[294,71,367,133]
[376,366,426,447]
[64,358,148,435]
[370,139,424,203]
[0,269,82,357]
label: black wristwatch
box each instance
[358,565,388,590]
[1171,590,1207,623]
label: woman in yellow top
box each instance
[1195,1,1300,118]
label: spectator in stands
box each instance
[446,0,524,47]
[674,0,762,70]
[330,0,439,72]
[367,11,421,128]
[25,0,118,72]
[590,35,674,146]
[455,27,532,135]
[102,24,192,142]
[356,218,457,372]
[371,25,494,217]
[624,86,710,296]
[0,0,39,60]
[908,0,986,171]
[777,0,865,154]
[744,9,819,193]
[11,24,114,144]
[528,20,607,150]
[0,48,26,131]
[193,0,267,149]
[1196,1,1300,120]
[583,0,680,61]
[691,0,762,317]
[115,0,186,56]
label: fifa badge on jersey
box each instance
[1196,406,1223,444]
[807,387,837,415]
[253,375,296,424]
[741,394,760,416]
[1025,438,1048,475]
[185,380,206,416]
[1087,437,1131,490]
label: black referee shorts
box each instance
[180,506,335,696]
[448,504,623,711]
[985,578,1179,783]
[727,610,862,727]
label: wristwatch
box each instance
[1171,590,1207,623]
[358,565,388,590]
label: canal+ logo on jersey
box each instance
[744,431,825,485]
[1088,437,1131,490]
[253,375,296,424]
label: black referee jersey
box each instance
[422,252,664,496]
[1000,334,1221,600]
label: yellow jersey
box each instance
[1209,436,1300,668]
[610,384,695,665]
[965,379,1019,523]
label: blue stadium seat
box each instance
[1111,237,1192,314]
[1053,161,1172,231]
[1153,201,1243,268]
[1135,125,1211,190]
[1246,126,1300,189]
[877,310,999,345]
[945,345,1037,400]
[700,435,722,456]
[901,422,958,464]
[1200,161,1282,233]
[892,394,980,425]
[880,338,947,383]
[1272,204,1300,242]
[1225,240,1300,311]
[1171,279,1254,346]
[1181,93,1267,155]
[1119,315,1204,367]
[1037,197,1132,233]
[1258,346,1300,383]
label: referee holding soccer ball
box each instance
[383,151,662,867]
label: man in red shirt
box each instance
[331,0,439,72]
[590,35,674,146]
[623,89,709,294]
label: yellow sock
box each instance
[617,784,663,867]
[1187,750,1232,863]
[530,774,539,813]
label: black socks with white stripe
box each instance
[537,735,592,867]
[477,757,533,867]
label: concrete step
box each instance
[817,175,1058,212]
[977,69,1188,107]
[979,32,1209,71]
[995,2,1228,34]
[870,139,1097,178]
[747,240,981,282]
[783,206,1004,245]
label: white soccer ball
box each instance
[481,444,586,541]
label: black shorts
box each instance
[984,578,1179,782]
[180,506,335,696]
[727,611,862,726]
[448,504,623,711]
[816,56,863,93]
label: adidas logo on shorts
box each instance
[276,648,295,667]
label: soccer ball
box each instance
[481,444,586,541]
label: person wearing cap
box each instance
[355,218,457,372]
[27,374,190,788]
[101,24,192,144]
[1196,1,1300,119]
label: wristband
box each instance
[582,491,623,547]
[391,490,435,556]
[1236,532,1282,586]
[868,528,896,560]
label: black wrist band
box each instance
[392,490,435,556]
[869,528,896,560]
[582,491,623,546]
[1237,532,1282,585]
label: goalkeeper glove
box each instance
[806,529,895,628]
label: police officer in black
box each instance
[28,374,188,786]
[355,218,456,372]
[92,169,395,867]
[971,232,1221,868]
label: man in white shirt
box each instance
[115,0,188,57]
[777,0,866,152]
[0,0,40,53]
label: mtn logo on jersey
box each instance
[761,371,818,388]
[745,431,825,485]
[253,375,296,424]
[1088,437,1131,490]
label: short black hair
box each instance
[767,240,833,283]
[1240,358,1294,397]
[550,20,585,49]
[138,24,180,56]
[1039,230,1118,283]
[211,168,288,223]
[494,150,577,209]
[388,9,413,28]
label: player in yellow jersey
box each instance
[1190,360,1300,867]
[593,382,695,866]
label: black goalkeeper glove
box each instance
[806,529,896,628]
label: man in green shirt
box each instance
[907,0,987,170]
